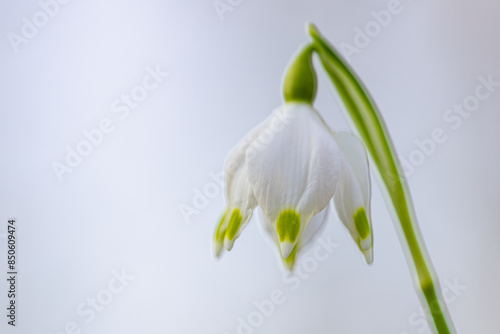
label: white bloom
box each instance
[214,102,373,269]
[332,131,373,264]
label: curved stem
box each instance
[308,24,456,334]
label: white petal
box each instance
[298,204,330,250]
[214,114,277,256]
[246,102,341,259]
[222,164,256,251]
[224,113,276,200]
[332,131,373,264]
[256,206,278,244]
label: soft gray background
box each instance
[1,0,499,333]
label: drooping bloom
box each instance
[213,42,373,270]
[213,102,373,269]
[212,24,457,334]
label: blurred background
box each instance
[0,0,499,333]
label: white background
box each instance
[1,0,499,333]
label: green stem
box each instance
[308,24,456,334]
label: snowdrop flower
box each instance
[211,24,457,334]
[213,44,373,270]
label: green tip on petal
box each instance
[224,208,243,251]
[354,207,370,240]
[353,207,373,265]
[277,210,300,242]
[213,209,229,258]
[277,210,301,259]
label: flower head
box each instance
[213,42,373,270]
